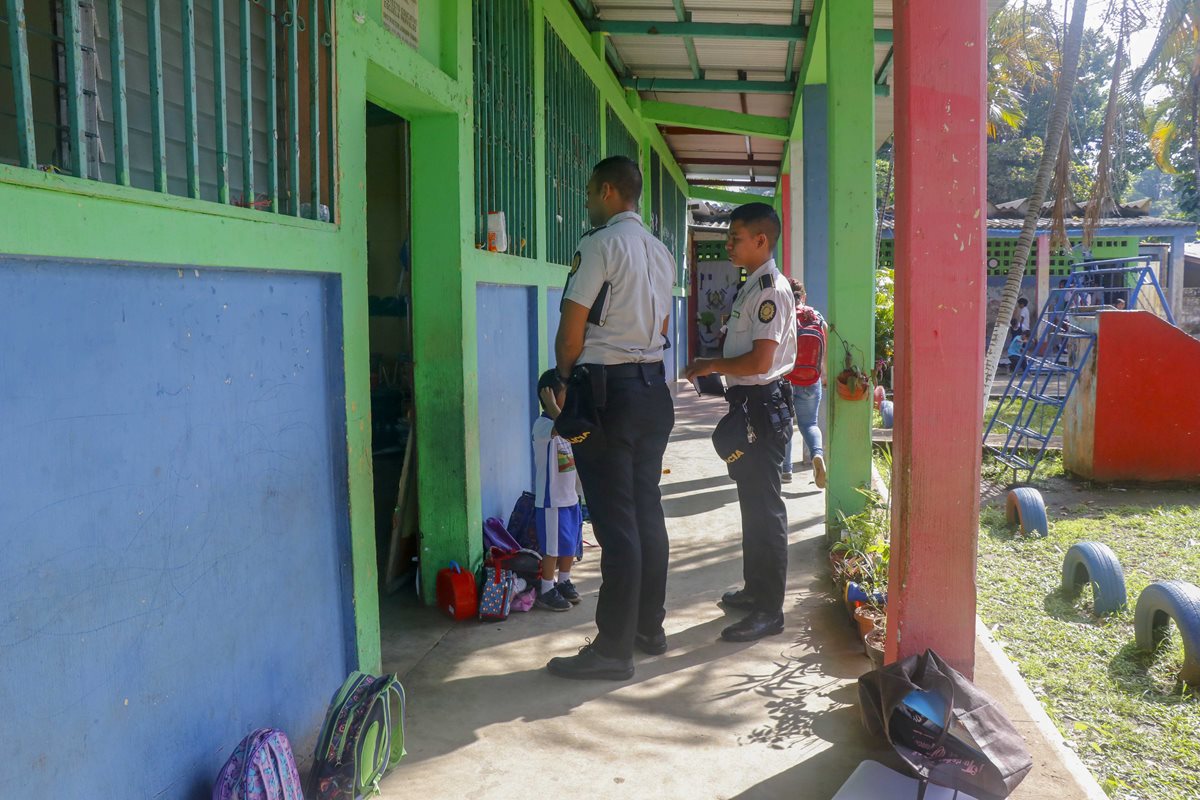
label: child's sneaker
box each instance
[557,579,581,605]
[535,586,571,612]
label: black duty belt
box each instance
[586,361,665,381]
[726,380,784,399]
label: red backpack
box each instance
[786,306,825,387]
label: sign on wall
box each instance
[382,0,419,49]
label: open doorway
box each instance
[365,102,419,610]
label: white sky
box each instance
[1085,0,1161,68]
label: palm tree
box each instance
[1085,0,1139,232]
[987,3,1061,139]
[981,0,1090,412]
[1128,0,1200,185]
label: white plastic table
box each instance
[831,760,980,800]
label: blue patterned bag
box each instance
[478,552,516,622]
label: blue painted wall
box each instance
[0,257,353,798]
[803,85,830,316]
[476,284,538,521]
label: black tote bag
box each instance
[858,649,1034,800]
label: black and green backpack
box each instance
[308,671,406,799]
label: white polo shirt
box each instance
[563,210,677,365]
[722,259,797,387]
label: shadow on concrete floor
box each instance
[376,392,901,799]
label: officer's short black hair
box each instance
[591,156,642,203]
[730,202,781,249]
[537,368,562,412]
[1017,297,1028,307]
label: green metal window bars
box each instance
[543,24,597,266]
[1,0,335,221]
[472,0,536,256]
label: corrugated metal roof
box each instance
[587,1,1007,185]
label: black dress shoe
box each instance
[547,642,635,681]
[634,630,668,656]
[721,610,785,642]
[720,589,757,610]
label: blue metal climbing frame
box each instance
[984,256,1175,479]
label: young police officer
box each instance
[685,203,797,642]
[546,156,676,680]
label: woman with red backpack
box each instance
[781,280,827,489]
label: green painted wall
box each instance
[0,0,690,671]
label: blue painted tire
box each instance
[880,400,894,429]
[1134,581,1200,685]
[1006,487,1048,537]
[1060,542,1127,616]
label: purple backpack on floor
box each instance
[484,517,521,552]
[213,728,304,800]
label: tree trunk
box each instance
[980,0,1089,413]
[1084,0,1129,240]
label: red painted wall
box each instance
[1084,311,1200,482]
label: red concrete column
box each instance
[887,0,987,676]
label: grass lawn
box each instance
[977,499,1200,799]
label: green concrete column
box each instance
[824,0,875,529]
[411,111,481,603]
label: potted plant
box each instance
[835,364,872,401]
[865,627,887,668]
[855,601,886,641]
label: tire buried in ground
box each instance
[1134,580,1200,686]
[1005,486,1048,537]
[1060,541,1127,616]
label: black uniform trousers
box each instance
[571,361,675,660]
[727,382,791,614]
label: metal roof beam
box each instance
[587,20,808,40]
[681,157,782,167]
[585,19,894,43]
[622,77,796,94]
[875,47,894,85]
[670,0,704,79]
[784,0,804,80]
[661,126,746,136]
[567,0,630,77]
[688,185,774,204]
[640,99,789,140]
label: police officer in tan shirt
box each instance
[686,202,797,642]
[547,156,676,680]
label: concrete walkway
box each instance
[377,389,1098,799]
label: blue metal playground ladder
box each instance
[984,256,1175,479]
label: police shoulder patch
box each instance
[570,251,582,276]
[758,300,777,323]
